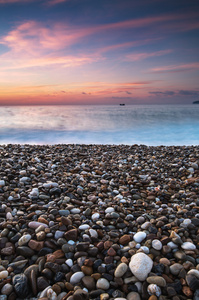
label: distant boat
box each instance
[193,101,199,104]
[119,103,125,106]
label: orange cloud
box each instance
[125,49,173,61]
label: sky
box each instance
[0,0,199,105]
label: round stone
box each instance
[129,253,153,281]
[96,278,110,290]
[152,239,162,250]
[169,263,183,275]
[181,242,196,250]
[114,263,128,278]
[91,213,100,221]
[147,284,161,296]
[147,276,166,287]
[70,271,85,285]
[133,232,146,243]
[18,234,32,246]
[1,283,13,295]
[79,224,90,230]
[105,207,114,213]
[0,271,8,279]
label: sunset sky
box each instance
[0,0,199,105]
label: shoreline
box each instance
[0,144,199,299]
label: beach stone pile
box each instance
[0,144,198,300]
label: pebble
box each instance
[1,283,13,295]
[91,213,100,221]
[133,232,146,243]
[115,263,128,277]
[129,253,153,281]
[0,270,8,279]
[70,271,85,285]
[0,144,199,300]
[96,278,110,290]
[152,239,162,250]
[18,234,32,246]
[181,242,196,250]
[147,284,161,297]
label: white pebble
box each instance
[40,286,52,298]
[19,170,26,175]
[167,242,178,249]
[133,232,146,243]
[71,208,81,214]
[89,229,98,238]
[20,177,30,183]
[140,246,149,254]
[182,219,192,226]
[6,212,13,220]
[47,288,57,300]
[57,292,67,300]
[91,213,100,221]
[152,239,162,250]
[18,234,32,246]
[187,269,199,279]
[70,271,85,285]
[96,278,110,290]
[147,284,161,296]
[68,240,75,245]
[0,270,8,279]
[65,259,73,267]
[181,242,196,250]
[105,207,115,213]
[129,253,153,281]
[79,224,90,230]
[0,180,5,186]
[54,230,64,240]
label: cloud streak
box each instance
[125,49,173,61]
[150,62,199,73]
[149,90,199,97]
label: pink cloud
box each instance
[150,62,199,73]
[125,49,173,61]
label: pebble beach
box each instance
[0,144,199,300]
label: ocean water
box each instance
[0,104,199,145]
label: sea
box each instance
[0,104,199,146]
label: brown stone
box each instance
[84,259,94,267]
[36,231,46,241]
[52,284,62,295]
[1,246,14,256]
[182,286,193,297]
[121,256,129,264]
[82,276,96,290]
[119,234,131,245]
[28,240,44,251]
[91,273,101,280]
[52,249,65,259]
[64,229,78,241]
[38,217,49,225]
[65,282,74,291]
[104,241,113,249]
[46,254,56,263]
[61,217,72,226]
[107,247,116,256]
[81,266,93,275]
